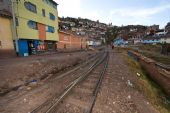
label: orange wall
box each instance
[58,32,87,49]
[58,32,71,49]
[38,23,46,41]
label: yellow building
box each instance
[0,14,15,57]
[14,0,59,56]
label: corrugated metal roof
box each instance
[0,10,12,18]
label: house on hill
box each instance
[165,22,170,34]
[113,37,128,46]
[143,36,161,44]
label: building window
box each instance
[24,2,37,13]
[15,17,19,26]
[46,26,55,33]
[27,20,37,30]
[42,9,45,17]
[49,13,55,20]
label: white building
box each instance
[160,35,170,44]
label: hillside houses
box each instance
[59,17,107,40]
[114,23,170,45]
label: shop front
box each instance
[18,40,56,56]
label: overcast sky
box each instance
[54,0,170,28]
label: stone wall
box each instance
[128,50,170,96]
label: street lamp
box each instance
[11,0,19,55]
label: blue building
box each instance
[143,36,161,44]
[113,37,128,46]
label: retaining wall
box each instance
[128,51,170,96]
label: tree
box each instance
[105,26,119,44]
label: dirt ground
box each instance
[0,51,96,92]
[93,49,159,113]
[0,49,161,113]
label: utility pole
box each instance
[11,0,19,55]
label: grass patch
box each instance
[121,50,170,113]
[141,51,170,65]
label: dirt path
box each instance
[93,49,159,113]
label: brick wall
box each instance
[58,31,87,49]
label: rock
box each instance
[127,80,133,87]
[128,95,131,99]
[137,73,141,77]
[23,98,27,103]
[146,102,149,105]
[27,87,31,90]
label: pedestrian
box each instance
[112,45,114,49]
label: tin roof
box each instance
[0,10,12,18]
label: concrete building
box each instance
[86,39,102,47]
[113,37,128,46]
[133,38,143,44]
[143,37,161,44]
[165,22,170,34]
[13,0,59,56]
[160,35,170,44]
[0,0,15,57]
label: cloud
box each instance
[55,0,82,17]
[54,0,170,27]
[55,0,103,21]
[110,4,170,18]
[104,4,170,26]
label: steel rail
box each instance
[30,51,105,113]
[44,52,107,113]
[88,51,109,113]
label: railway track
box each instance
[30,50,109,113]
[0,51,100,103]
